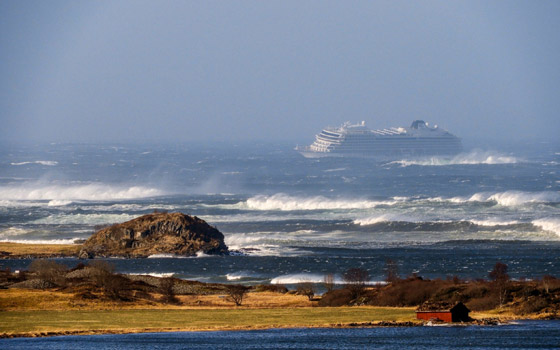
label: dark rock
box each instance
[80,212,228,258]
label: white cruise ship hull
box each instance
[298,120,463,159]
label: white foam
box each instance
[226,272,255,281]
[0,227,30,238]
[128,272,175,278]
[242,193,399,211]
[47,200,73,206]
[0,183,164,201]
[270,273,386,285]
[470,219,521,226]
[389,150,520,167]
[195,251,211,258]
[32,213,136,225]
[353,214,416,226]
[469,191,560,206]
[11,161,58,166]
[532,218,560,236]
[147,254,185,258]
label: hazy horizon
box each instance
[2,0,559,144]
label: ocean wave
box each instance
[389,150,520,167]
[270,273,386,285]
[10,160,58,166]
[532,218,560,236]
[31,213,135,225]
[0,227,30,238]
[128,272,175,278]
[242,193,401,211]
[147,254,186,259]
[0,183,165,201]
[469,219,521,226]
[353,214,417,226]
[226,272,257,281]
[467,191,560,206]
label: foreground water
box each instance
[1,141,559,283]
[2,321,559,349]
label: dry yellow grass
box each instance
[0,289,313,311]
[0,242,81,257]
[0,289,418,337]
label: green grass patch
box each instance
[0,307,416,335]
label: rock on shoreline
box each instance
[79,212,228,258]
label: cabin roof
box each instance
[416,301,470,313]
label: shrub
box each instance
[160,277,179,304]
[226,285,249,306]
[343,268,369,299]
[318,288,353,307]
[28,259,68,287]
[296,282,315,301]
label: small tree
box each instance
[160,277,179,304]
[88,260,130,301]
[343,268,370,299]
[323,273,335,293]
[384,259,399,284]
[489,262,510,307]
[296,281,315,301]
[226,285,249,306]
[542,275,556,294]
[28,259,68,287]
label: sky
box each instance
[1,0,559,144]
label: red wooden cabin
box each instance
[416,302,470,322]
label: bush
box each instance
[254,284,288,293]
[296,282,315,301]
[318,289,353,307]
[226,285,249,306]
[160,277,179,304]
[343,268,369,299]
[28,259,68,287]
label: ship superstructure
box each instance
[297,120,462,158]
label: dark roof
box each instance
[416,301,469,313]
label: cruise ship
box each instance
[296,120,462,159]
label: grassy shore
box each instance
[0,307,418,337]
[0,242,81,258]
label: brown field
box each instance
[0,242,81,258]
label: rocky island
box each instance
[79,212,228,258]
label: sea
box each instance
[1,140,559,347]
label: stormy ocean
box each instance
[1,141,559,284]
[1,141,560,348]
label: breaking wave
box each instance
[0,183,165,201]
[532,218,560,236]
[270,273,385,285]
[10,160,58,166]
[243,193,402,211]
[32,213,136,225]
[464,191,560,206]
[389,150,520,167]
[353,214,418,226]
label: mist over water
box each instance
[0,142,559,284]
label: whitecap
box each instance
[270,273,386,285]
[11,160,58,166]
[532,218,560,236]
[388,150,521,167]
[242,193,400,211]
[353,214,417,226]
[0,183,165,201]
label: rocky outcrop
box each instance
[79,212,228,258]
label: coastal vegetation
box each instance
[0,258,558,338]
